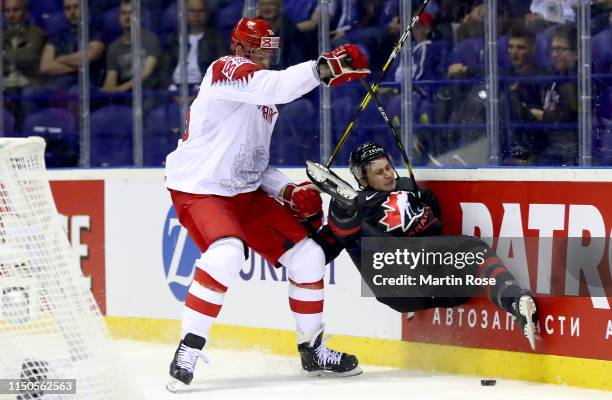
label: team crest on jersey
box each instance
[379,191,425,233]
[211,56,261,84]
[220,141,269,193]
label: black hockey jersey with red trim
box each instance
[327,178,442,242]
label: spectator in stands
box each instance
[2,0,46,128]
[455,0,485,42]
[284,0,318,32]
[392,12,437,121]
[591,0,612,36]
[389,12,439,164]
[283,0,332,61]
[528,24,578,165]
[159,0,227,91]
[437,0,480,25]
[502,24,546,164]
[330,0,385,59]
[433,1,488,162]
[2,0,46,89]
[370,0,400,72]
[100,0,161,94]
[39,0,106,90]
[257,0,307,69]
[393,12,436,83]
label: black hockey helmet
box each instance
[349,143,393,186]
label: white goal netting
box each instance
[0,137,142,399]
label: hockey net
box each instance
[0,137,142,399]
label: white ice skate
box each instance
[306,161,357,208]
[518,294,538,350]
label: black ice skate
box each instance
[166,333,209,392]
[298,325,362,377]
[511,290,539,350]
[306,161,357,209]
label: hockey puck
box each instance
[481,379,496,386]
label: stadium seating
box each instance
[160,1,178,37]
[594,87,612,164]
[39,10,69,37]
[534,26,554,68]
[91,105,133,167]
[592,28,612,74]
[144,102,181,166]
[431,40,453,77]
[5,2,609,168]
[2,109,15,137]
[283,0,318,24]
[23,108,78,167]
[27,0,63,27]
[212,1,244,30]
[270,99,317,165]
[447,37,484,72]
[496,35,512,70]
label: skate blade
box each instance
[306,161,357,200]
[305,160,328,183]
[519,296,537,351]
[304,366,363,378]
[166,377,187,393]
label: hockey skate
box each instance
[166,333,209,392]
[511,290,539,350]
[306,161,357,208]
[298,325,362,377]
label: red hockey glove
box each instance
[317,44,371,87]
[282,182,323,221]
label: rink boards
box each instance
[46,167,612,390]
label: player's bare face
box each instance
[364,158,396,191]
[251,48,274,69]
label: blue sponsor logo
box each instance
[162,207,336,302]
[162,207,200,301]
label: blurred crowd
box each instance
[2,0,612,167]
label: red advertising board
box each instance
[403,181,612,360]
[49,180,106,314]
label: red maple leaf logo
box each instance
[379,192,403,232]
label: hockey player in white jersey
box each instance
[164,17,370,390]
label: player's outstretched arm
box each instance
[208,44,370,105]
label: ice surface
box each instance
[117,339,612,400]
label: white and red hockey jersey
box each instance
[165,55,320,196]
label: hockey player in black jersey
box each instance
[307,143,539,350]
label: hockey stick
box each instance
[325,0,432,167]
[357,78,419,192]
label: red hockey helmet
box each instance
[231,18,279,62]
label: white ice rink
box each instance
[118,339,612,400]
